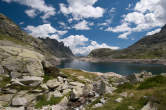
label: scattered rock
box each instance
[120,92,128,98]
[5,106,25,110]
[46,79,61,89]
[141,102,158,110]
[12,96,27,106]
[0,94,13,102]
[128,106,135,110]
[115,98,123,103]
[93,103,103,108]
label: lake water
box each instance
[57,59,166,75]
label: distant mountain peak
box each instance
[161,24,166,32]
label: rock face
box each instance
[40,38,74,58]
[0,46,45,77]
[89,24,166,59]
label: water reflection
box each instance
[57,59,166,75]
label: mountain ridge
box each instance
[89,25,166,59]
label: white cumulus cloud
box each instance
[2,0,55,20]
[59,0,104,19]
[73,20,90,30]
[146,28,161,35]
[105,0,166,39]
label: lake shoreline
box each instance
[78,57,166,65]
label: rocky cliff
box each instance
[89,25,166,59]
[40,38,74,58]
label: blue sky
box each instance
[0,0,166,55]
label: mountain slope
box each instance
[40,37,74,58]
[0,13,74,58]
[89,25,166,59]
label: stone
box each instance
[128,106,135,110]
[46,79,61,89]
[70,87,84,100]
[120,92,128,98]
[69,82,84,87]
[94,103,103,108]
[100,98,106,104]
[12,96,27,106]
[53,90,63,98]
[57,76,64,83]
[0,94,13,102]
[0,101,8,107]
[1,88,17,94]
[115,98,123,103]
[10,71,22,79]
[93,80,106,95]
[0,65,4,74]
[83,84,94,96]
[5,107,25,110]
[40,83,49,90]
[129,93,134,98]
[0,46,45,77]
[59,96,69,106]
[141,102,158,110]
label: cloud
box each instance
[2,0,55,20]
[60,35,119,55]
[25,9,36,18]
[73,20,90,30]
[59,0,104,19]
[118,32,131,39]
[24,24,67,39]
[105,0,166,39]
[146,28,161,35]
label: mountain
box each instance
[40,37,74,58]
[89,25,166,59]
[0,13,74,58]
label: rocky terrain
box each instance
[0,13,166,110]
[40,38,74,58]
[89,24,166,59]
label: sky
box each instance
[0,0,166,56]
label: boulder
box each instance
[115,98,123,103]
[141,102,158,110]
[12,96,27,106]
[0,94,13,102]
[5,107,25,110]
[93,103,103,108]
[0,46,45,77]
[120,92,128,98]
[46,79,61,89]
[70,87,84,101]
[10,71,22,79]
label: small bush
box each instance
[138,75,166,89]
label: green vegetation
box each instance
[115,82,135,93]
[60,69,98,83]
[0,33,28,46]
[138,75,166,89]
[0,75,10,88]
[88,75,166,110]
[35,95,64,108]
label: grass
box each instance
[35,94,64,108]
[138,75,166,89]
[115,82,135,93]
[87,75,166,110]
[0,75,10,88]
[60,69,98,83]
[0,33,28,46]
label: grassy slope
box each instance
[88,75,166,110]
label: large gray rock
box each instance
[12,96,27,106]
[0,46,45,77]
[11,76,43,87]
[46,79,61,89]
[93,80,106,95]
[0,65,4,75]
[0,94,13,102]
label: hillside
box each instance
[89,25,166,59]
[0,13,74,59]
[40,38,74,58]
